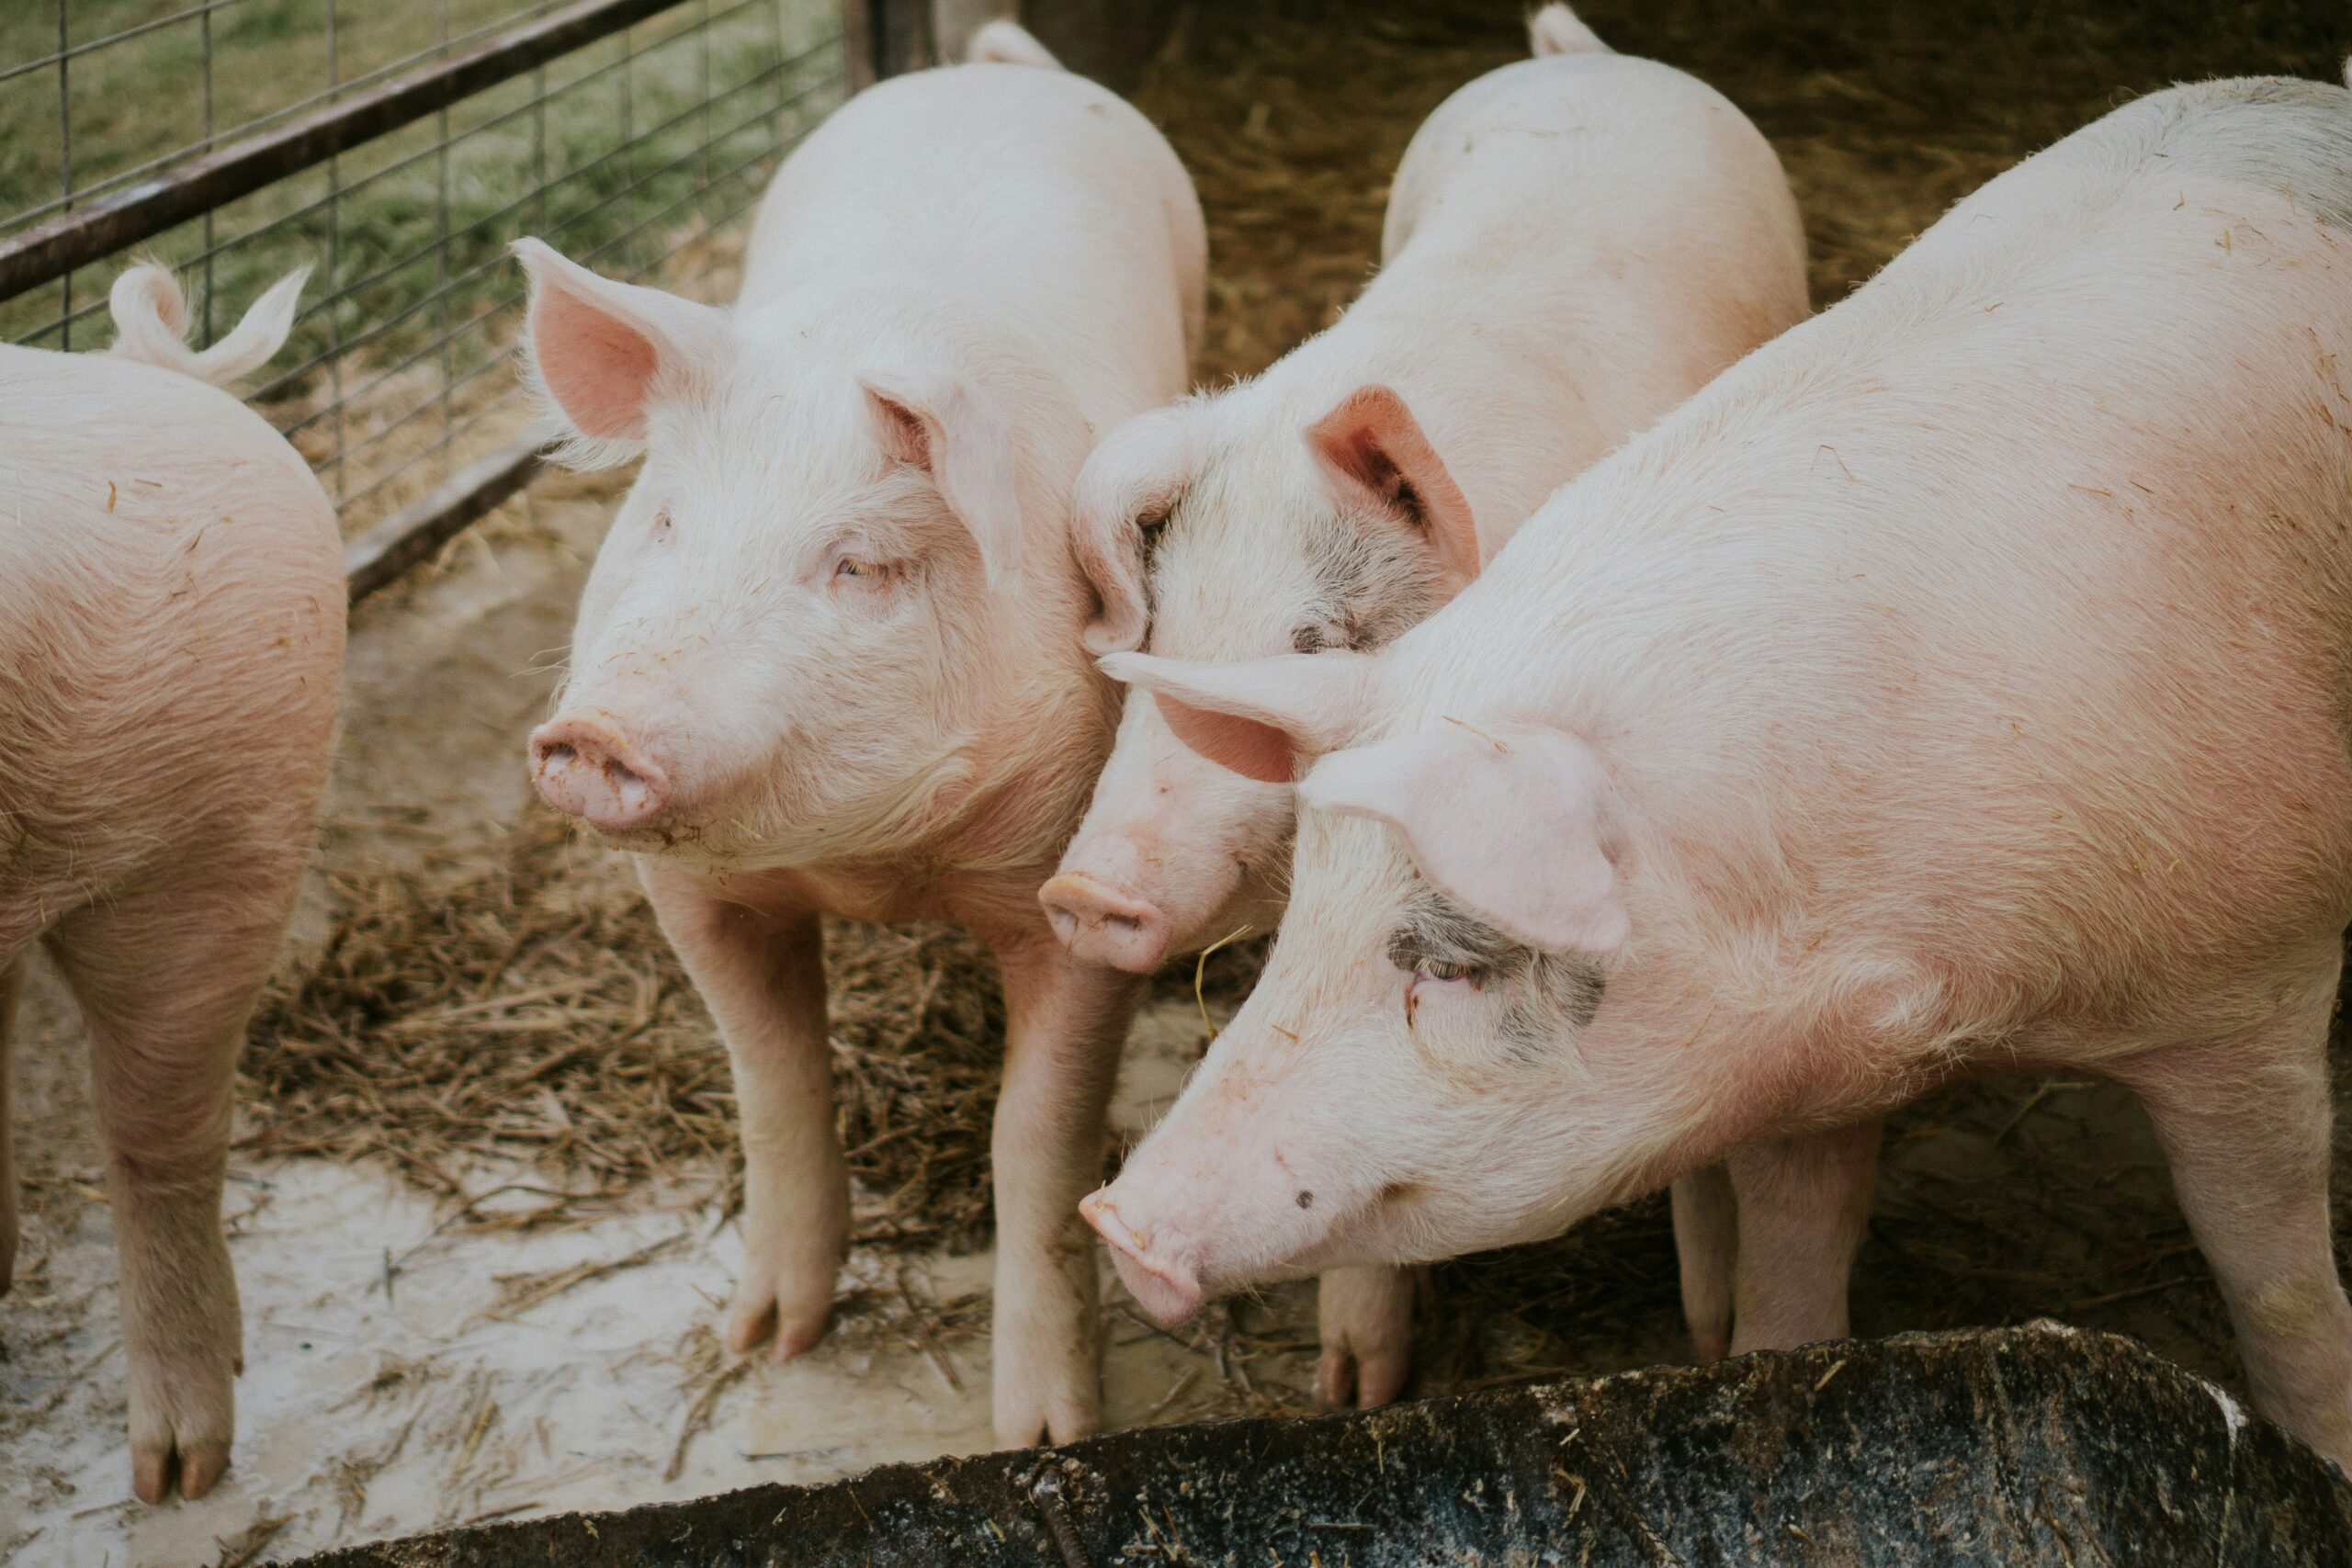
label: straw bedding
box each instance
[240,0,2352,1408]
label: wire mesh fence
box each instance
[0,0,854,560]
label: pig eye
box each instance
[1414,958,1479,985]
[833,555,897,588]
[651,510,673,537]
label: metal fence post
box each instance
[873,0,931,75]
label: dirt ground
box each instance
[7,1,2352,1563]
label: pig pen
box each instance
[6,0,2352,1562]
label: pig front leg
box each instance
[1671,1164,1738,1360]
[1,953,19,1293]
[1317,1263,1421,1408]
[642,865,846,1360]
[47,889,272,1504]
[989,932,1145,1448]
[1724,1119,1882,1356]
[2112,966,2352,1473]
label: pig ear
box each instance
[513,238,730,457]
[1305,385,1482,583]
[860,370,1025,591]
[1300,721,1626,954]
[1071,403,1214,654]
[1100,649,1372,784]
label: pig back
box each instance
[1343,49,1807,550]
[1396,75,2352,1052]
[1768,76,2352,1007]
[1378,51,1806,349]
[735,62,1204,424]
[0,345,344,925]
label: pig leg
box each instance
[1,953,19,1294]
[989,932,1144,1448]
[1317,1263,1420,1408]
[1672,1164,1738,1360]
[46,890,278,1505]
[2112,976,2352,1472]
[642,865,844,1360]
[1724,1119,1882,1356]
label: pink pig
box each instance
[0,265,343,1501]
[519,23,1203,1447]
[1039,3,1806,1407]
[1086,69,2352,1472]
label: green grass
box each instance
[0,0,847,525]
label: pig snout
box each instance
[1039,852,1172,972]
[1084,1092,1362,1325]
[1080,1190,1204,1325]
[529,716,670,832]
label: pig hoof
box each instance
[1317,1265,1416,1408]
[994,1393,1101,1450]
[128,1363,235,1504]
[1316,1347,1358,1407]
[1317,1343,1410,1410]
[178,1442,232,1500]
[130,1440,231,1504]
[724,1277,836,1360]
[132,1449,172,1506]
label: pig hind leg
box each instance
[1,953,20,1293]
[2113,964,2352,1473]
[989,937,1144,1447]
[46,886,288,1504]
[642,869,845,1361]
[1672,1164,1738,1360]
[1317,1263,1422,1409]
[1724,1118,1882,1356]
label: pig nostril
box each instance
[1039,872,1170,970]
[530,719,667,829]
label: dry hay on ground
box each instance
[241,807,1006,1251]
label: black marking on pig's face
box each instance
[1294,503,1450,655]
[1288,517,1448,658]
[1388,886,1607,1052]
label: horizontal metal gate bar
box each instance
[0,0,687,303]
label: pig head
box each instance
[1080,649,1709,1321]
[514,239,1093,865]
[1042,387,1483,970]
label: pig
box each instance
[0,263,342,1501]
[1037,2,1808,1406]
[516,23,1204,1447]
[1082,68,2352,1472]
